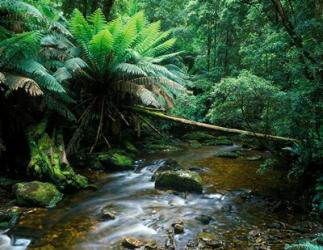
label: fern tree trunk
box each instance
[27,121,88,190]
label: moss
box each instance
[215,138,233,146]
[214,151,239,158]
[182,131,216,141]
[189,140,203,149]
[155,170,203,193]
[98,151,134,171]
[125,142,139,154]
[14,181,63,208]
[27,125,88,190]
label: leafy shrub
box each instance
[207,70,282,133]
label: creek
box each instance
[1,145,321,249]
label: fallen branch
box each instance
[127,106,297,143]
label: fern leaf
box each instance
[0,72,43,96]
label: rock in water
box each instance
[155,170,203,193]
[98,151,134,171]
[151,159,183,181]
[214,151,239,158]
[121,237,145,249]
[13,181,63,208]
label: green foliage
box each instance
[207,71,282,133]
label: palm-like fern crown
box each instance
[67,9,188,108]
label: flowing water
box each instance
[1,145,320,249]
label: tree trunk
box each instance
[103,0,115,19]
[128,106,297,143]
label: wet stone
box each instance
[173,223,184,234]
[122,237,145,249]
[195,215,213,225]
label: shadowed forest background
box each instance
[0,0,322,249]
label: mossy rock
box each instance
[151,159,183,181]
[215,136,233,146]
[246,155,262,161]
[125,142,139,154]
[0,210,20,230]
[214,151,239,158]
[98,151,134,171]
[182,132,216,142]
[155,170,203,193]
[189,140,203,149]
[13,181,63,208]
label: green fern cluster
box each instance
[66,9,188,108]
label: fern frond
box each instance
[88,8,106,34]
[0,72,43,96]
[113,81,161,107]
[112,17,137,59]
[114,63,147,77]
[69,9,92,44]
[16,59,65,93]
[88,29,113,72]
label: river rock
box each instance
[214,151,239,158]
[122,237,158,249]
[101,207,116,220]
[13,181,63,208]
[155,170,203,193]
[215,136,233,146]
[197,232,224,248]
[122,237,145,249]
[195,215,212,224]
[0,209,20,230]
[151,159,183,181]
[98,151,134,171]
[246,155,262,161]
[182,131,216,142]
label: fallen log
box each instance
[127,106,297,143]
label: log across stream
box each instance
[2,144,322,249]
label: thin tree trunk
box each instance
[103,0,115,19]
[128,106,297,143]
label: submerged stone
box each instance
[13,181,63,208]
[182,131,216,141]
[246,155,263,161]
[189,140,203,149]
[215,137,233,146]
[155,170,203,193]
[195,215,213,225]
[214,151,239,158]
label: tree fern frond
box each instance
[146,39,177,58]
[88,8,106,34]
[69,9,92,44]
[88,29,113,72]
[16,59,65,93]
[0,72,43,96]
[135,21,161,54]
[0,0,43,20]
[112,17,137,59]
[114,63,147,77]
[113,81,161,107]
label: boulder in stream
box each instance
[122,237,158,249]
[151,159,183,181]
[98,151,134,171]
[13,181,63,208]
[155,170,203,193]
